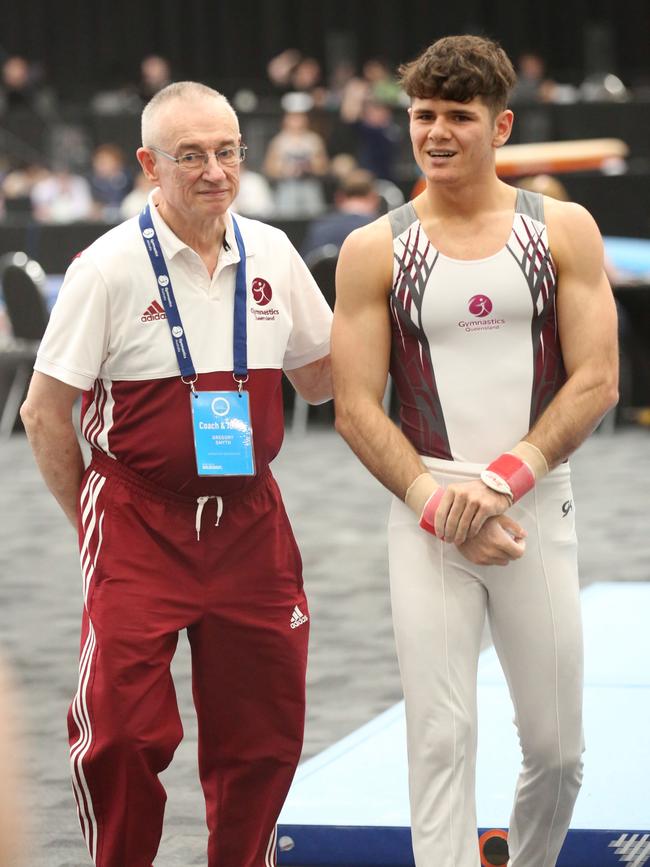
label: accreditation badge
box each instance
[190,391,255,476]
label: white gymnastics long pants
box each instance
[388,458,584,867]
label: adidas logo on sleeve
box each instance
[140,299,167,322]
[290,605,308,629]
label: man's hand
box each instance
[456,515,527,566]
[435,480,511,544]
[20,372,84,529]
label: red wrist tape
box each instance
[486,453,535,502]
[419,487,446,537]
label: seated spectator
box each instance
[88,143,133,222]
[93,54,173,115]
[290,56,323,96]
[0,55,55,117]
[340,57,404,123]
[119,172,155,219]
[233,163,275,219]
[267,49,302,96]
[31,164,93,223]
[325,59,358,111]
[362,58,403,107]
[267,51,324,102]
[356,99,402,183]
[329,152,359,182]
[0,56,55,155]
[301,169,379,259]
[1,161,49,218]
[263,97,329,216]
[510,52,558,141]
[136,54,172,104]
[1,56,34,113]
[511,52,557,104]
[322,152,359,201]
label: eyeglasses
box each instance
[149,145,247,171]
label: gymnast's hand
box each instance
[456,515,527,567]
[435,480,512,545]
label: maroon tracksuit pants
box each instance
[69,451,309,866]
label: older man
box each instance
[21,81,332,867]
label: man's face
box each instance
[408,96,512,186]
[144,96,242,223]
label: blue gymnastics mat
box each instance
[278,581,650,866]
[604,236,650,281]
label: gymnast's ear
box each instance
[493,109,514,148]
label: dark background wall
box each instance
[1,0,649,99]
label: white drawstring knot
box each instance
[195,495,224,541]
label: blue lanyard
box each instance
[138,204,248,387]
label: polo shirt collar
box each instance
[147,189,255,263]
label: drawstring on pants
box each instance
[195,495,224,541]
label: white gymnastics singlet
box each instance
[389,189,565,463]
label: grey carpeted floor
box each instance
[0,426,648,866]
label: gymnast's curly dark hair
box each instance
[398,35,517,114]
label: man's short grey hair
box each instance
[141,81,238,146]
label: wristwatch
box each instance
[480,469,514,502]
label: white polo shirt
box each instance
[35,195,332,495]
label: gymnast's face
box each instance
[408,96,513,186]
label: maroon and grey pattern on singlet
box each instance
[388,190,565,463]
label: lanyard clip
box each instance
[182,374,198,395]
[233,374,249,393]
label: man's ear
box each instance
[493,109,514,148]
[136,147,159,182]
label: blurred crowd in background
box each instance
[0,45,643,227]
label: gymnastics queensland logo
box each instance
[458,293,505,333]
[252,277,272,305]
[251,276,279,321]
[468,294,493,317]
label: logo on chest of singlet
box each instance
[458,293,506,333]
[468,294,493,317]
[250,276,279,321]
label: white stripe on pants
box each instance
[388,458,584,867]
